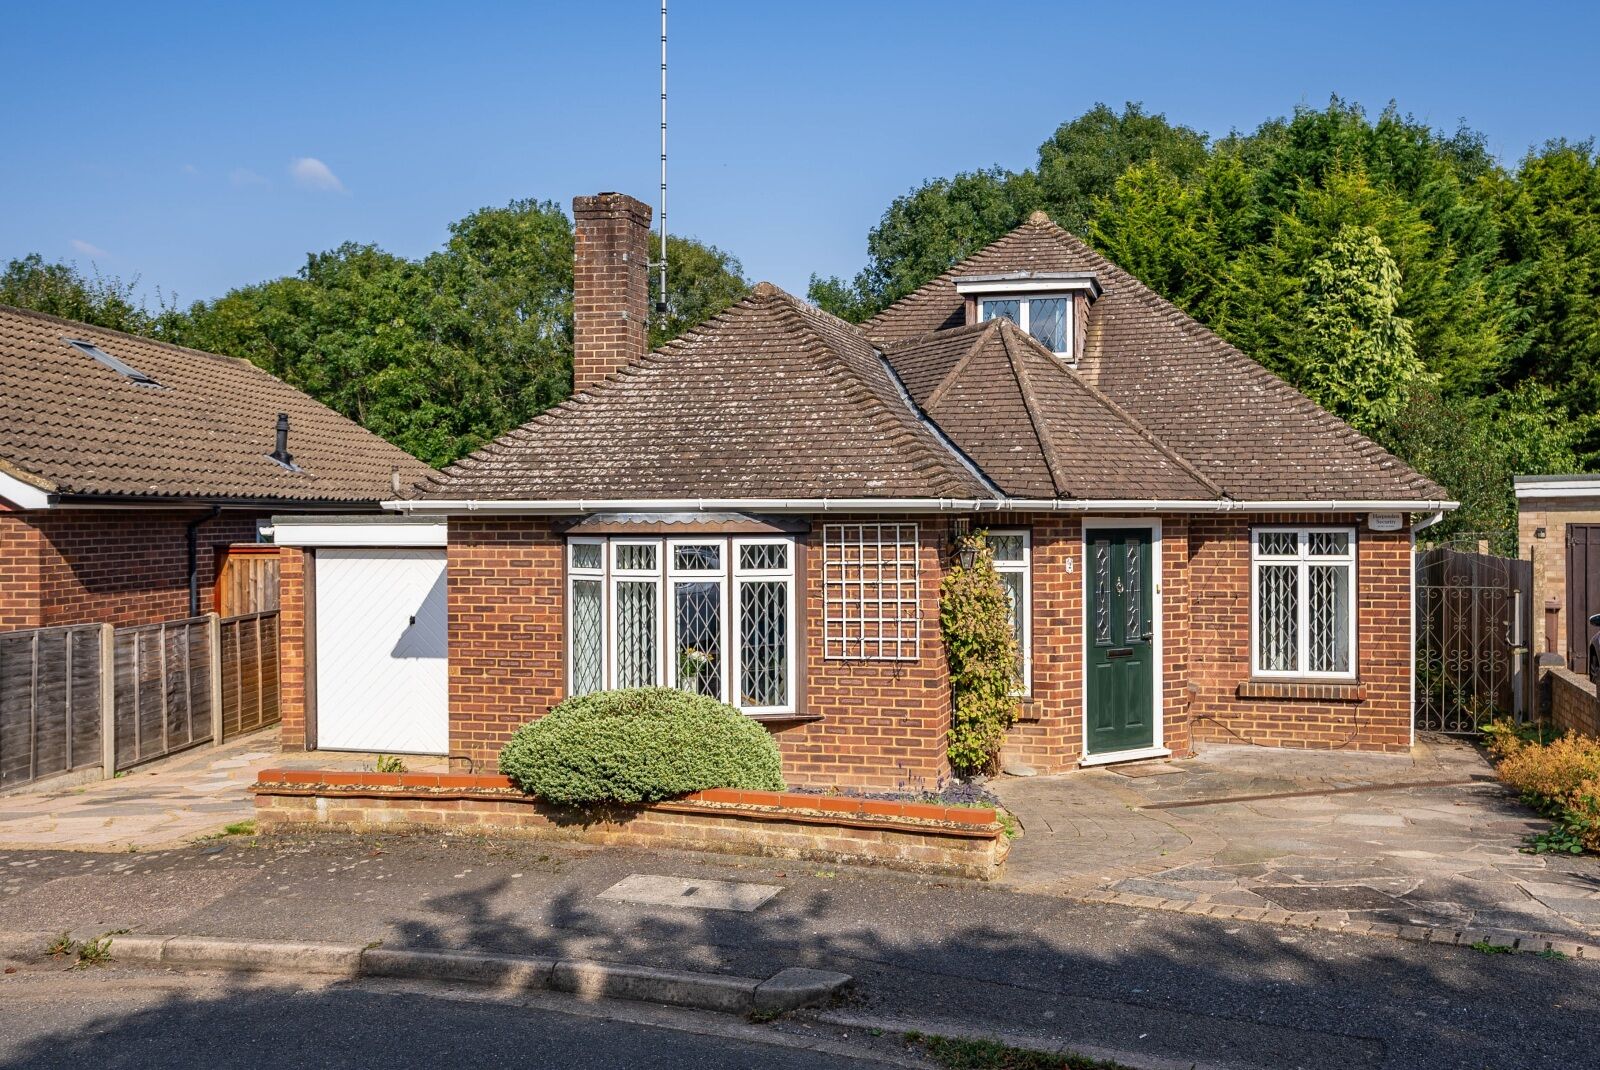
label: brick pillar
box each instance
[572,192,652,392]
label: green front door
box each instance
[1086,528,1155,755]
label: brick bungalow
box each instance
[0,305,433,629]
[282,192,1456,789]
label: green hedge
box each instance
[498,687,785,806]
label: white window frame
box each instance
[608,538,667,689]
[732,538,798,715]
[979,294,1075,359]
[1250,526,1358,680]
[570,535,798,715]
[987,529,1032,696]
[666,538,730,702]
[567,537,608,698]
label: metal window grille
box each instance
[1251,527,1356,678]
[823,523,919,660]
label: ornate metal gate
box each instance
[1415,544,1533,733]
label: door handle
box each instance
[409,616,416,626]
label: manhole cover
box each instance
[597,874,782,912]
[1258,885,1402,912]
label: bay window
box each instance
[1251,527,1356,679]
[568,536,796,714]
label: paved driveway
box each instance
[0,732,445,852]
[993,735,1600,942]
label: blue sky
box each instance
[2,1,1597,307]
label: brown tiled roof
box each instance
[0,304,434,504]
[884,319,1218,499]
[426,284,989,501]
[867,215,1448,502]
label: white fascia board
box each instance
[0,470,54,510]
[1513,480,1600,500]
[954,276,1100,297]
[271,518,447,548]
[385,497,1460,517]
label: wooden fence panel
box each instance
[220,611,280,740]
[0,624,105,791]
[113,616,213,771]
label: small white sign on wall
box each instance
[1368,512,1404,532]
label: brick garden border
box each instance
[252,770,1010,880]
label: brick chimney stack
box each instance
[572,192,652,392]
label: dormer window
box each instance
[954,271,1101,362]
[980,296,1071,356]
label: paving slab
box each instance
[994,736,1600,941]
[0,731,448,852]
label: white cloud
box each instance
[289,157,346,193]
[181,163,199,176]
[69,238,110,259]
[230,167,269,187]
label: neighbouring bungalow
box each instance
[275,193,1456,789]
[0,305,433,629]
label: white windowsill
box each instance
[1079,745,1172,768]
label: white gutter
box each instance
[383,496,1460,516]
[0,470,54,510]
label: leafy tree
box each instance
[0,254,173,336]
[648,232,749,349]
[1034,102,1210,234]
[21,199,750,468]
[1299,224,1425,435]
[810,168,1028,319]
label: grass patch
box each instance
[1469,940,1516,955]
[905,1032,1133,1069]
[45,932,76,957]
[220,820,257,837]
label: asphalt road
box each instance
[0,969,904,1070]
[4,831,1598,1070]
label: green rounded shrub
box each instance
[498,687,785,806]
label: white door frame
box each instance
[1080,517,1169,765]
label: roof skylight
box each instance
[65,338,161,388]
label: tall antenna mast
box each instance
[656,1,668,320]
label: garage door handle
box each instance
[409,616,416,626]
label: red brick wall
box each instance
[1187,513,1412,752]
[277,509,1417,782]
[774,517,951,790]
[0,514,44,629]
[447,517,566,762]
[0,508,264,631]
[572,192,651,393]
[278,546,309,749]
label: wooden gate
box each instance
[1416,545,1533,733]
[1566,525,1600,672]
[219,611,280,740]
[216,545,280,616]
[0,624,107,791]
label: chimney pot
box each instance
[573,192,653,392]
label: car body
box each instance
[1590,613,1600,685]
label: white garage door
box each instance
[315,548,448,754]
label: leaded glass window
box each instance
[568,535,797,713]
[1252,528,1356,678]
[976,295,1075,358]
[1028,297,1069,353]
[980,299,1020,325]
[987,530,1031,694]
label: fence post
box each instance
[98,623,115,778]
[209,613,223,746]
